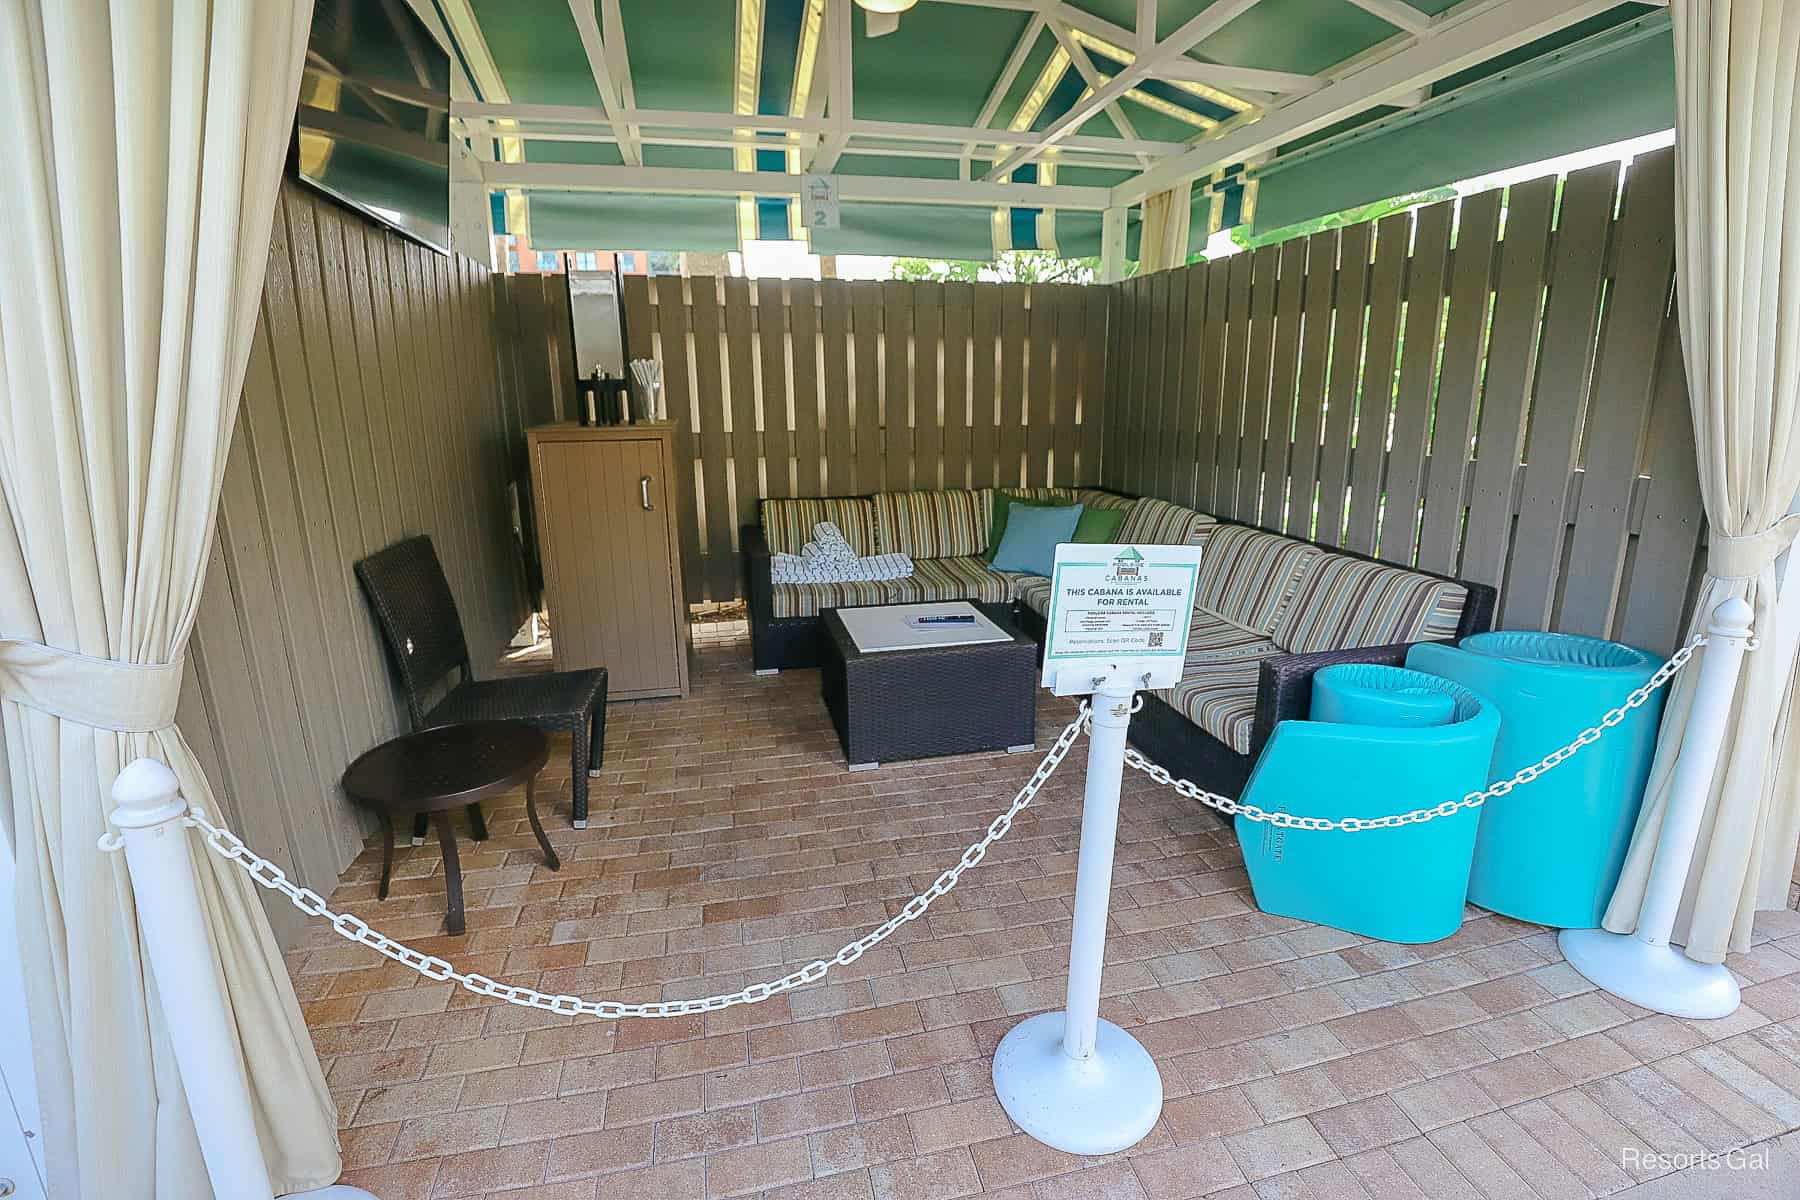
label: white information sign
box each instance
[801,174,840,230]
[1040,542,1202,694]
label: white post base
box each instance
[283,1188,379,1199]
[992,1012,1163,1156]
[1558,928,1741,1019]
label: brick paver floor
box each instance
[287,619,1800,1199]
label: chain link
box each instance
[122,635,1708,1017]
[1123,635,1708,831]
[164,704,1090,1019]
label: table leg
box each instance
[525,774,561,872]
[379,813,395,900]
[432,810,465,935]
[466,802,489,842]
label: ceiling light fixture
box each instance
[854,0,918,11]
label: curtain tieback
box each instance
[0,638,183,732]
[1708,514,1800,580]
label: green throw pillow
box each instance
[984,491,1059,562]
[1072,506,1125,544]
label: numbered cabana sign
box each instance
[1040,543,1203,695]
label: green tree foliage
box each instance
[890,250,1101,284]
[1229,187,1458,252]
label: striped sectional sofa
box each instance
[743,488,1495,796]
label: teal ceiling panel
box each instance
[468,0,602,106]
[809,202,995,260]
[853,4,1033,126]
[1250,14,1675,235]
[617,0,735,112]
[527,192,740,251]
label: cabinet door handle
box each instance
[640,475,654,511]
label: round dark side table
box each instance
[342,720,558,934]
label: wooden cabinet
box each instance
[528,422,690,699]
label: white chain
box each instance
[165,703,1090,1019]
[1123,635,1707,832]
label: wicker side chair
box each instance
[354,535,609,829]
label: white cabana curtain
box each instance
[0,2,339,1197]
[1604,0,1800,963]
[1139,183,1192,274]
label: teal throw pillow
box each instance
[984,491,1057,563]
[990,503,1084,577]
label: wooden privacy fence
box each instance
[1101,145,1703,655]
[621,276,1110,603]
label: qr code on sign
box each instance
[1148,631,1165,648]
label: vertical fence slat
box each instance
[1379,200,1453,565]
[914,282,944,490]
[1462,177,1555,588]
[999,283,1029,489]
[790,280,824,497]
[1100,284,1128,491]
[1051,287,1082,488]
[724,276,761,542]
[883,281,914,490]
[1026,285,1057,488]
[1289,231,1336,541]
[1214,254,1254,519]
[1081,286,1110,486]
[1262,238,1307,533]
[1560,146,1678,637]
[1156,271,1190,501]
[1345,212,1408,555]
[1501,162,1618,631]
[653,275,703,605]
[1193,261,1229,511]
[1239,244,1281,522]
[1316,222,1370,546]
[852,282,883,492]
[1618,311,1702,651]
[757,279,794,498]
[1417,190,1501,575]
[943,281,973,489]
[820,279,854,496]
[1170,264,1207,508]
[972,284,1001,489]
[691,278,737,601]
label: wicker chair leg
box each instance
[588,709,605,777]
[411,812,429,845]
[570,719,590,830]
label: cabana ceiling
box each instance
[429,0,1675,255]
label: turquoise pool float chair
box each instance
[1407,633,1665,929]
[1236,664,1500,944]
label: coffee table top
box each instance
[822,602,1031,661]
[342,720,549,813]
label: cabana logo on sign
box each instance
[1041,543,1203,695]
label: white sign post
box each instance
[992,543,1202,1154]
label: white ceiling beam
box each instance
[1112,0,1619,206]
[984,0,1265,180]
[1156,59,1323,95]
[1341,0,1432,35]
[505,126,1150,170]
[567,0,639,165]
[814,0,854,171]
[1048,20,1150,164]
[1136,0,1157,52]
[484,160,1116,208]
[961,10,1049,177]
[453,102,1188,156]
[599,0,643,162]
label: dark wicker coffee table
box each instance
[819,602,1038,770]
[342,720,557,934]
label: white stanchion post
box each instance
[991,675,1163,1155]
[1559,596,1754,1019]
[110,758,377,1200]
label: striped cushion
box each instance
[769,555,1011,618]
[1274,554,1469,654]
[1192,524,1320,635]
[1009,574,1054,616]
[1184,614,1284,663]
[1158,654,1279,754]
[1118,497,1217,546]
[872,489,994,558]
[1074,488,1136,513]
[761,497,877,556]
[1003,486,1080,504]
